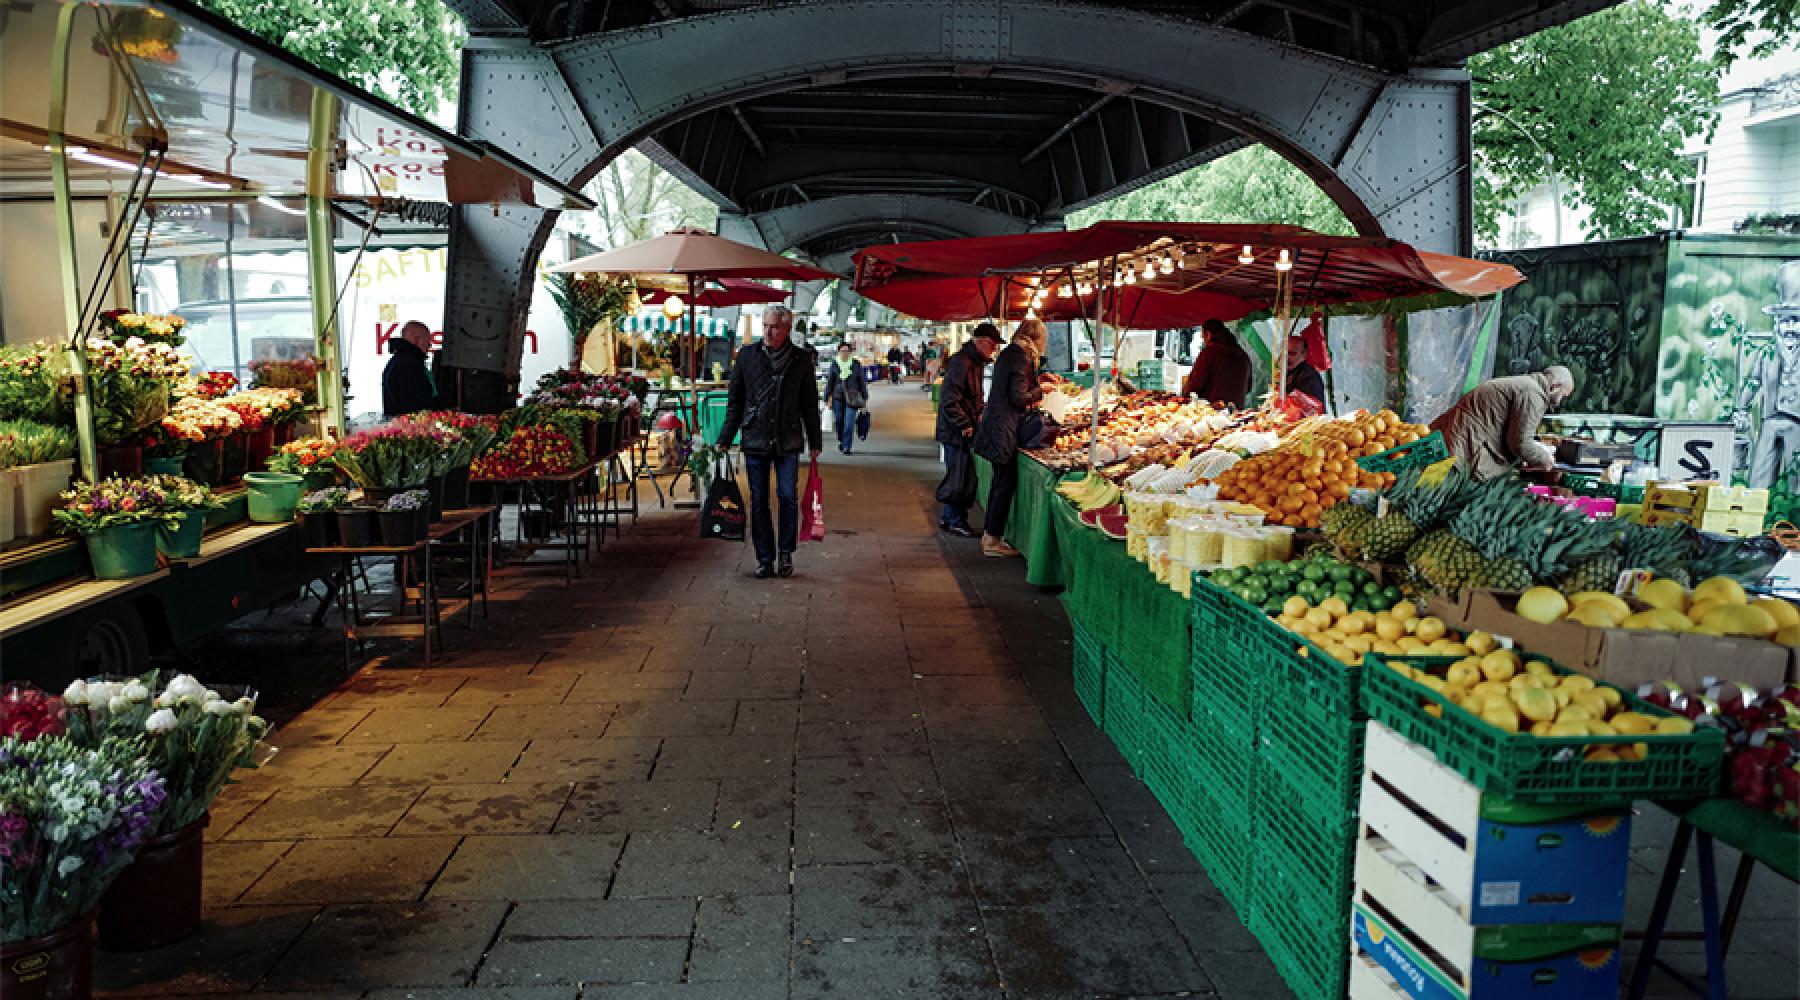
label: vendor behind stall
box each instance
[1284,333,1326,407]
[1430,366,1575,480]
[1179,318,1251,408]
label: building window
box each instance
[1679,153,1707,229]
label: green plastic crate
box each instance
[1356,429,1448,474]
[1101,656,1161,779]
[1254,720,1364,826]
[1189,579,1269,721]
[1362,653,1726,803]
[1252,863,1352,1000]
[1072,621,1106,727]
[1253,622,1361,734]
[1252,761,1356,1000]
[1171,775,1256,919]
[1188,705,1258,806]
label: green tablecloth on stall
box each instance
[1675,798,1800,882]
[1054,504,1192,715]
[974,455,1068,588]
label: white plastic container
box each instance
[15,458,74,537]
[0,467,16,544]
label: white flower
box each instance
[84,681,119,706]
[204,700,235,716]
[232,696,257,716]
[107,696,130,715]
[122,680,150,702]
[57,856,84,877]
[162,674,206,702]
[63,680,89,706]
[144,708,178,734]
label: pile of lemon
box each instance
[1378,648,1695,758]
[1275,597,1461,666]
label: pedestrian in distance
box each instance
[822,341,869,455]
[715,305,822,579]
[1179,318,1252,409]
[886,344,904,384]
[382,320,437,417]
[1430,366,1574,481]
[972,319,1048,558]
[935,323,1005,538]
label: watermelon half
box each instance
[1079,504,1121,527]
[1097,513,1129,540]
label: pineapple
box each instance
[1363,513,1420,561]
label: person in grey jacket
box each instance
[972,320,1048,558]
[1430,366,1574,480]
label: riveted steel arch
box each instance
[750,194,1031,258]
[444,0,1472,391]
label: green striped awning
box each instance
[619,312,733,337]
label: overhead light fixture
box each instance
[1123,269,1137,285]
[1142,259,1157,279]
[1238,245,1255,265]
[1160,254,1175,275]
[1275,248,1293,272]
[661,295,686,319]
[1058,284,1073,298]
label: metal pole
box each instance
[1087,258,1110,471]
[49,1,99,481]
[306,89,346,435]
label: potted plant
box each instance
[334,423,456,506]
[158,395,241,486]
[248,355,325,411]
[0,694,167,1000]
[0,420,77,539]
[268,436,339,492]
[62,673,269,952]
[86,337,188,479]
[393,412,498,509]
[52,477,176,580]
[144,475,224,559]
[220,388,304,472]
[295,487,348,549]
[336,502,376,548]
[472,421,581,480]
[97,309,186,348]
[378,489,426,546]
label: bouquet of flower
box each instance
[52,477,180,535]
[183,371,238,401]
[334,423,457,488]
[86,337,189,444]
[62,673,268,837]
[99,309,186,348]
[391,412,499,472]
[249,356,324,404]
[153,396,243,457]
[268,436,338,475]
[220,387,306,430]
[1,731,167,941]
[297,487,350,514]
[0,419,76,467]
[383,490,427,512]
[523,368,640,419]
[0,344,68,425]
[0,685,65,742]
[471,425,580,479]
[143,474,226,513]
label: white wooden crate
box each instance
[1349,950,1409,1000]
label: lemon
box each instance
[1692,576,1748,607]
[1416,617,1447,642]
[1465,630,1497,655]
[1516,587,1569,624]
[1637,578,1688,612]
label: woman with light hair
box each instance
[1430,365,1575,480]
[970,319,1049,557]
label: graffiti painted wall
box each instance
[1658,237,1800,525]
[1486,237,1667,417]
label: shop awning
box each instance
[0,0,593,210]
[851,222,1524,325]
[550,228,839,281]
[619,312,735,338]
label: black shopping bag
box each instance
[856,408,872,441]
[700,455,746,541]
[934,446,978,508]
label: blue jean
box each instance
[832,399,857,452]
[940,441,972,527]
[744,451,800,564]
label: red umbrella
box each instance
[851,222,1522,325]
[638,277,790,308]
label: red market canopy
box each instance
[638,277,789,308]
[549,227,838,282]
[851,222,1524,326]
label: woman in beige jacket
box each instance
[1430,366,1574,480]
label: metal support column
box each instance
[48,1,100,482]
[307,90,347,436]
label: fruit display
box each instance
[1645,682,1800,828]
[1512,576,1800,646]
[1212,410,1423,527]
[1275,593,1454,666]
[1056,471,1121,511]
[1034,395,1231,470]
[1208,549,1400,619]
[1376,652,1693,753]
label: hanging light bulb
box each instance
[1275,248,1293,272]
[1123,269,1137,286]
[1142,258,1157,279]
[1160,254,1175,275]
[1237,245,1255,265]
[661,295,686,319]
[1058,283,1073,298]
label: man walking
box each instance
[716,305,822,579]
[936,324,1003,537]
[382,320,436,416]
[887,344,904,384]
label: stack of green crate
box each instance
[1183,577,1270,919]
[1071,619,1107,727]
[1246,621,1364,1000]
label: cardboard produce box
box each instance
[1428,589,1793,691]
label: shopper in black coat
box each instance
[716,306,822,579]
[382,321,437,417]
[971,320,1047,558]
[933,324,1004,537]
[821,343,869,454]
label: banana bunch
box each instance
[1056,471,1120,511]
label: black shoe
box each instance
[942,522,978,539]
[777,553,794,577]
[753,562,775,579]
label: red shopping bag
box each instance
[801,459,826,542]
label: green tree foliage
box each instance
[1702,0,1800,60]
[196,0,464,115]
[1069,146,1354,234]
[1469,1,1719,242]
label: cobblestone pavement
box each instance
[97,382,1798,999]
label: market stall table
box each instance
[974,454,1070,588]
[474,464,599,586]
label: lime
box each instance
[1302,565,1326,583]
[1362,581,1382,596]
[1329,565,1354,583]
[1381,585,1403,603]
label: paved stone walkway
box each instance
[95,382,1797,999]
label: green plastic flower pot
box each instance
[156,510,205,559]
[85,521,159,580]
[243,472,303,523]
[146,456,185,476]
